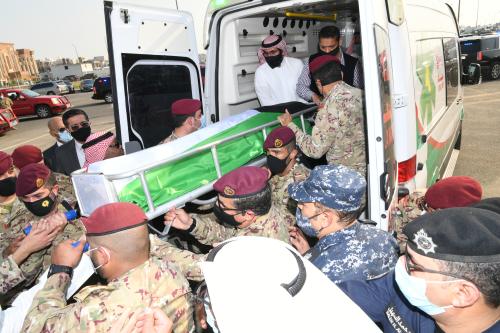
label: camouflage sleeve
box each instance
[21,273,75,333]
[0,255,25,293]
[164,293,194,333]
[288,106,338,159]
[150,236,206,281]
[190,214,237,246]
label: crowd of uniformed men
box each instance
[0,25,499,333]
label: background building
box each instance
[17,48,39,80]
[50,62,93,80]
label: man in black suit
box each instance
[296,25,363,105]
[55,109,93,176]
[43,116,73,172]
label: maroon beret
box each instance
[12,145,43,170]
[16,163,51,197]
[0,151,13,175]
[425,176,482,209]
[171,99,202,116]
[309,55,341,74]
[264,126,295,149]
[82,202,148,236]
[214,166,269,198]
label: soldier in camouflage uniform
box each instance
[393,175,482,250]
[288,164,398,284]
[0,151,26,232]
[0,219,65,294]
[0,164,84,305]
[165,166,290,246]
[264,126,310,227]
[22,202,194,333]
[279,55,366,175]
[159,99,202,145]
[11,145,77,205]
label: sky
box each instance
[0,0,499,61]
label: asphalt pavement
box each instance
[0,92,114,154]
[1,82,499,197]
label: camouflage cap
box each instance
[288,164,366,212]
[16,163,51,197]
[0,151,13,175]
[263,126,295,149]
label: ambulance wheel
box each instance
[489,62,500,80]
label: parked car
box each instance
[63,75,79,82]
[92,76,112,103]
[60,80,75,94]
[0,107,18,134]
[30,81,69,95]
[80,79,95,92]
[460,34,500,81]
[0,89,71,118]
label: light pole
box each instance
[72,44,81,63]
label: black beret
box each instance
[403,207,500,263]
[471,197,500,216]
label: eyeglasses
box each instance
[404,250,477,285]
[108,142,120,149]
[58,128,66,133]
[69,121,90,132]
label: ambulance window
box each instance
[443,38,459,106]
[374,25,397,208]
[126,63,194,148]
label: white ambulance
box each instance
[88,0,474,232]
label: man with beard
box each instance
[164,166,290,246]
[254,35,305,106]
[296,25,363,105]
[55,109,93,176]
[0,164,84,305]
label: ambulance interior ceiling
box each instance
[217,0,360,117]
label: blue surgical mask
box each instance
[394,258,458,316]
[58,130,73,143]
[200,114,207,129]
[296,208,319,238]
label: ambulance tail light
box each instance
[477,51,483,61]
[398,155,417,183]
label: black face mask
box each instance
[70,126,91,142]
[23,193,56,217]
[319,45,340,56]
[0,177,16,197]
[213,203,242,228]
[265,54,284,69]
[266,155,289,176]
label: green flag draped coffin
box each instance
[72,110,311,216]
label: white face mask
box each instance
[394,258,462,316]
[87,247,111,274]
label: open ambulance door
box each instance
[104,1,204,150]
[359,0,399,231]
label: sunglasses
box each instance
[58,128,66,133]
[70,121,90,132]
[108,142,120,149]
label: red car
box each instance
[0,107,18,134]
[0,88,71,118]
